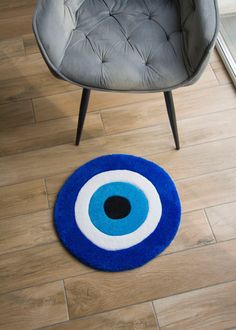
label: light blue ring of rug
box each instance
[89,181,149,236]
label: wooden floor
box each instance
[0,1,236,330]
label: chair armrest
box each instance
[177,0,219,74]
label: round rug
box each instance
[54,154,181,272]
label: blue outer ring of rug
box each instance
[54,154,181,272]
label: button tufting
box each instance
[37,0,200,91]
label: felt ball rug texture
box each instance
[54,154,181,272]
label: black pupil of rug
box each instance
[104,196,131,220]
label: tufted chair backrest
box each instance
[33,0,218,90]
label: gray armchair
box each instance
[33,0,219,149]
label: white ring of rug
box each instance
[74,170,162,251]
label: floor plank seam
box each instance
[151,301,161,329]
[99,110,109,136]
[62,279,70,321]
[203,208,218,243]
[31,98,37,124]
[210,62,222,85]
[22,36,26,56]
[43,178,51,210]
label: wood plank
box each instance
[0,95,236,157]
[0,281,68,330]
[177,108,236,147]
[0,242,91,295]
[0,15,32,40]
[45,303,158,330]
[104,107,236,157]
[46,172,71,195]
[206,201,236,242]
[44,139,236,202]
[101,85,236,135]
[33,65,218,122]
[0,53,49,81]
[0,209,57,255]
[1,120,236,188]
[0,128,173,187]
[0,0,35,20]
[176,64,218,92]
[0,144,99,188]
[209,47,221,64]
[101,98,166,135]
[211,60,232,85]
[0,38,24,60]
[33,89,158,122]
[0,112,105,156]
[48,193,57,209]
[177,168,236,213]
[0,100,34,129]
[153,281,236,330]
[0,72,78,104]
[64,239,236,319]
[164,210,215,255]
[0,179,48,220]
[149,136,236,181]
[23,33,39,55]
[47,166,236,217]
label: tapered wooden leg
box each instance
[164,91,180,150]
[75,88,91,146]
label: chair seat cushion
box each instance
[33,0,211,91]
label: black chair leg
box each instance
[164,91,180,150]
[75,88,91,146]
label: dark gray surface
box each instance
[33,0,219,92]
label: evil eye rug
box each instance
[54,154,181,272]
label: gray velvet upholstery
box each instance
[33,0,218,92]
